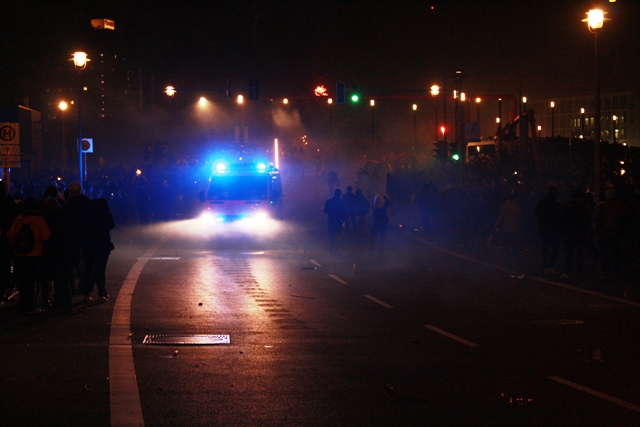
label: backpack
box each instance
[14,223,35,254]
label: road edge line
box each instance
[109,238,166,427]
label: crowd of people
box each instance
[0,180,115,313]
[320,152,640,283]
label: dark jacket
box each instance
[83,198,115,253]
[535,194,562,236]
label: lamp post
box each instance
[430,85,440,142]
[475,97,481,123]
[581,108,585,134]
[327,97,333,137]
[550,101,555,137]
[72,52,88,184]
[584,8,607,200]
[58,101,68,170]
[412,104,418,146]
[370,99,375,143]
[613,115,618,144]
[237,94,244,127]
[165,85,175,144]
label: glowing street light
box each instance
[72,51,89,183]
[550,101,555,137]
[430,85,440,142]
[583,7,608,199]
[59,101,68,170]
[412,104,418,145]
[198,96,207,107]
[370,99,375,143]
[165,86,176,98]
[475,97,481,122]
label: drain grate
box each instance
[142,334,230,345]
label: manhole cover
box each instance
[143,334,230,345]
[531,319,584,325]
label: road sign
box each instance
[81,138,93,153]
[0,122,20,168]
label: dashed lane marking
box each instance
[310,259,322,268]
[424,324,479,347]
[329,274,348,285]
[363,295,394,309]
[412,235,640,309]
[548,376,640,413]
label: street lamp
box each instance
[165,86,175,144]
[475,97,481,123]
[370,99,375,143]
[583,7,608,200]
[237,94,245,127]
[72,52,88,184]
[613,115,618,144]
[58,101,68,170]
[581,108,585,134]
[412,104,418,145]
[430,85,440,142]
[164,86,176,98]
[522,96,527,112]
[550,101,555,137]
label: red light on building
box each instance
[314,85,329,97]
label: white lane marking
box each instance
[548,376,640,413]
[363,295,395,309]
[310,259,322,268]
[138,256,180,260]
[423,324,479,347]
[413,235,640,309]
[110,238,166,427]
[329,274,348,285]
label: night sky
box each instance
[2,0,639,105]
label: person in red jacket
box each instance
[7,197,51,313]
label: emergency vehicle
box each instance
[199,160,283,224]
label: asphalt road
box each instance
[2,219,640,426]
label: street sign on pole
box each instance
[0,122,20,168]
[81,138,94,153]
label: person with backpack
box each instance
[7,197,51,313]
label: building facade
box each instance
[529,92,639,147]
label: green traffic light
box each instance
[452,153,460,161]
[351,94,359,102]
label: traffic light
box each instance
[336,82,346,104]
[249,78,259,100]
[350,84,359,103]
[451,153,460,161]
[432,141,447,160]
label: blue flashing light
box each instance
[257,162,267,172]
[214,161,228,174]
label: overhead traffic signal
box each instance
[336,82,346,104]
[350,84,359,103]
